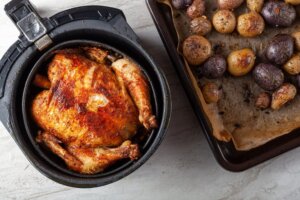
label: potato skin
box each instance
[261,1,296,27]
[200,55,227,79]
[252,63,284,91]
[265,34,294,65]
[255,92,271,109]
[285,0,300,5]
[292,32,300,51]
[218,0,244,10]
[190,16,212,36]
[212,10,236,34]
[271,83,297,110]
[227,48,256,76]
[172,0,193,9]
[202,82,223,104]
[237,12,265,37]
[187,0,206,19]
[283,54,300,75]
[183,35,212,65]
[247,0,264,12]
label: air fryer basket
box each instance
[0,0,171,187]
[22,39,161,178]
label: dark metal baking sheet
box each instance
[146,0,300,171]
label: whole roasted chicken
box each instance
[32,47,157,174]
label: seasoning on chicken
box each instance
[32,47,157,174]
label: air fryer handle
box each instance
[5,0,39,24]
[5,0,52,46]
[108,13,140,44]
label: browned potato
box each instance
[202,82,223,104]
[237,12,265,37]
[187,0,206,19]
[218,0,244,10]
[271,83,297,110]
[183,35,212,65]
[292,32,300,51]
[285,0,300,5]
[283,54,300,75]
[247,0,264,12]
[190,16,212,36]
[212,10,236,34]
[255,92,271,109]
[227,48,256,76]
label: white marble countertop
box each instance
[0,0,300,199]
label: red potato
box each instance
[285,0,300,5]
[183,35,212,65]
[187,0,206,19]
[255,92,271,109]
[237,12,265,37]
[190,16,212,36]
[212,10,236,34]
[271,83,297,110]
[202,82,223,104]
[227,48,256,76]
[218,0,244,10]
[247,0,264,12]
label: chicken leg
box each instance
[112,58,158,130]
[37,132,140,174]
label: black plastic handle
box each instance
[5,0,48,43]
[5,0,39,23]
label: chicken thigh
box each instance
[32,47,157,174]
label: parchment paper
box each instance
[158,0,300,150]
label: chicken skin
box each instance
[32,47,157,174]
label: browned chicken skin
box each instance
[32,47,157,174]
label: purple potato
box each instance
[172,0,193,9]
[261,1,296,27]
[265,34,294,65]
[253,63,284,91]
[199,55,227,79]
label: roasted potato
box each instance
[265,34,294,65]
[271,83,297,110]
[218,0,244,10]
[247,0,264,12]
[227,48,256,76]
[292,32,300,51]
[252,63,284,91]
[212,10,236,34]
[200,55,227,79]
[187,0,205,19]
[285,0,300,5]
[237,12,265,37]
[255,92,271,109]
[190,16,212,36]
[261,1,296,27]
[202,82,223,104]
[283,54,300,75]
[172,0,193,9]
[183,35,212,65]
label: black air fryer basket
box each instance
[0,0,171,187]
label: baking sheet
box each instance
[158,0,300,150]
